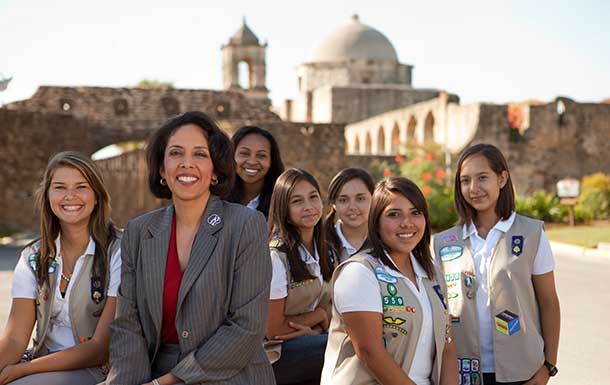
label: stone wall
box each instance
[6,86,280,151]
[470,99,610,194]
[0,109,93,232]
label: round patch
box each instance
[387,283,398,296]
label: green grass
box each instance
[546,224,610,248]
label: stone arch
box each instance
[407,116,417,144]
[365,132,372,154]
[391,122,400,154]
[377,125,385,154]
[424,111,435,143]
[354,135,361,154]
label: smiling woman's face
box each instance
[234,133,272,188]
[48,166,96,228]
[378,192,426,260]
[161,123,215,204]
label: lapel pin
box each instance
[207,214,221,226]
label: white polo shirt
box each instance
[463,211,555,373]
[335,221,358,263]
[334,252,435,385]
[11,236,121,352]
[269,243,322,310]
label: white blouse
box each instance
[11,236,121,352]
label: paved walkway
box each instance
[0,243,609,384]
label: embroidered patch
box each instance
[445,272,460,282]
[511,236,524,256]
[383,296,404,307]
[471,373,481,385]
[464,275,474,288]
[383,317,408,336]
[495,310,521,335]
[462,358,471,372]
[462,373,471,385]
[447,292,459,299]
[387,283,398,296]
[442,234,459,243]
[374,266,397,283]
[451,315,461,323]
[48,260,57,274]
[289,278,315,289]
[207,214,221,226]
[439,245,463,262]
[433,284,447,309]
[471,359,480,372]
[91,277,105,304]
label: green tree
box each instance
[136,79,174,89]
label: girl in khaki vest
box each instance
[324,168,374,264]
[433,144,560,385]
[322,177,459,385]
[0,152,121,385]
[267,168,336,385]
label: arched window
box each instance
[365,133,372,154]
[238,60,251,89]
[113,98,129,116]
[377,125,385,154]
[161,97,180,116]
[391,122,400,154]
[354,136,361,154]
[424,112,435,143]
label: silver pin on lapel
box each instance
[208,214,221,226]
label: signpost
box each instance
[557,178,580,226]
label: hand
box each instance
[274,321,322,340]
[524,365,551,385]
[0,363,27,385]
[316,306,330,331]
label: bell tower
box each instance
[221,18,268,100]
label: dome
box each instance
[310,15,398,63]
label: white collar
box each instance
[246,194,260,210]
[462,211,516,240]
[335,221,357,254]
[54,234,96,258]
[298,243,319,264]
[383,251,427,279]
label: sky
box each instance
[1,0,609,108]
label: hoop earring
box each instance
[211,176,218,186]
[160,177,167,186]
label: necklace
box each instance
[61,272,72,284]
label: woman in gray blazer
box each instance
[105,111,275,385]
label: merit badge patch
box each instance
[374,266,398,283]
[511,235,524,256]
[464,275,474,288]
[383,316,408,336]
[91,277,105,304]
[48,259,57,274]
[451,315,461,323]
[445,272,460,282]
[495,310,521,335]
[433,284,448,309]
[439,245,463,262]
[442,234,459,243]
[471,373,481,385]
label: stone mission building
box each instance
[1,16,609,232]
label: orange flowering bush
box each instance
[368,144,457,230]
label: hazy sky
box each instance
[1,0,608,107]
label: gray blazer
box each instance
[105,196,275,384]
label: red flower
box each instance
[383,168,391,177]
[422,186,432,196]
[422,172,432,181]
[411,158,421,165]
[395,155,405,164]
[435,169,446,180]
[425,153,434,160]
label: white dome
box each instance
[311,15,398,63]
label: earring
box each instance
[211,176,218,186]
[160,178,167,186]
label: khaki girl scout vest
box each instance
[265,240,331,363]
[22,236,121,382]
[433,214,545,384]
[321,253,449,385]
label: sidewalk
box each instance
[550,241,610,260]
